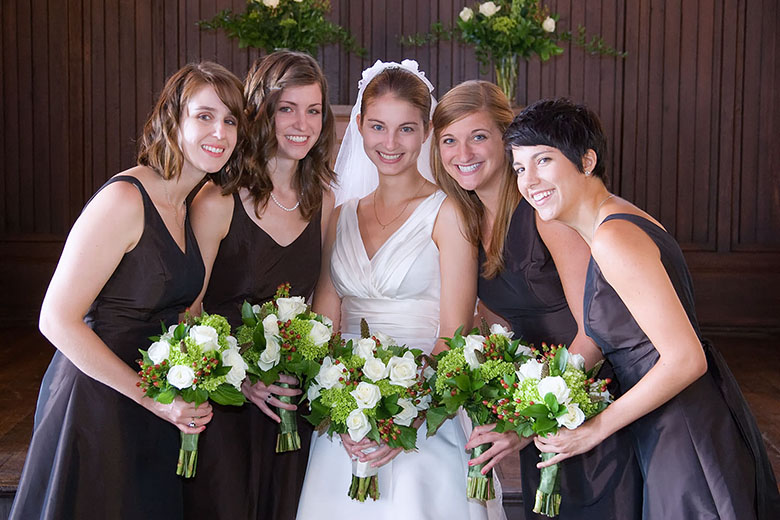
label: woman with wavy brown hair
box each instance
[10,61,244,520]
[185,50,336,519]
[431,81,642,520]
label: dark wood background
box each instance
[1,0,779,329]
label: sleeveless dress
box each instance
[182,191,321,520]
[297,191,501,520]
[10,175,205,520]
[584,213,780,520]
[478,200,642,520]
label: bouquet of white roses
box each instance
[137,313,247,477]
[304,320,433,502]
[491,343,612,517]
[234,283,333,452]
[426,322,531,501]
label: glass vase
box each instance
[494,55,518,105]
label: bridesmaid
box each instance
[431,81,642,519]
[509,98,780,519]
[184,50,336,519]
[10,62,244,519]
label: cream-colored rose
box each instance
[222,348,248,389]
[354,338,377,360]
[262,314,280,336]
[276,296,307,322]
[538,376,571,405]
[262,0,280,8]
[542,16,556,33]
[479,1,501,17]
[464,334,486,369]
[350,382,382,409]
[315,356,347,389]
[147,340,170,364]
[459,6,474,22]
[557,403,586,429]
[373,331,397,347]
[167,365,195,389]
[309,320,331,347]
[415,393,432,411]
[252,304,262,315]
[568,353,586,371]
[387,351,418,387]
[225,335,238,350]
[363,356,389,381]
[394,398,418,426]
[346,409,371,442]
[189,325,220,350]
[258,335,281,371]
[489,323,514,339]
[516,359,544,381]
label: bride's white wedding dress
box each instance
[297,191,504,520]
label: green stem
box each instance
[176,432,199,478]
[533,451,562,517]
[495,55,519,105]
[466,443,495,501]
[276,382,301,452]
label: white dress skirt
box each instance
[297,191,504,520]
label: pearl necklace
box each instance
[270,191,300,212]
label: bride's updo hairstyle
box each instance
[504,98,609,184]
[431,80,519,278]
[360,67,432,132]
[220,50,336,220]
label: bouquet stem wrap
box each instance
[467,443,495,501]
[349,446,379,502]
[276,382,301,452]
[176,432,199,478]
[533,452,562,517]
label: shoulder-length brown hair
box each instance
[220,50,335,221]
[137,61,246,180]
[432,80,520,279]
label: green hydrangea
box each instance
[491,16,517,35]
[376,379,405,397]
[234,325,254,346]
[198,314,231,338]
[478,359,516,383]
[287,319,329,361]
[562,367,601,416]
[513,377,542,405]
[342,353,365,371]
[320,387,358,426]
[435,348,467,394]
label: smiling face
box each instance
[512,144,588,223]
[178,85,238,175]
[274,83,324,162]
[358,93,429,178]
[438,110,507,193]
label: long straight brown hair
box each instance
[431,80,520,279]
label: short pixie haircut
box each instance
[137,61,245,180]
[504,98,609,183]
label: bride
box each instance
[296,60,504,519]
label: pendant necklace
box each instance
[373,179,425,230]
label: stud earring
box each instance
[585,170,592,176]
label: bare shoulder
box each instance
[321,185,336,211]
[433,195,471,246]
[591,216,661,275]
[193,181,232,212]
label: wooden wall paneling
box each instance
[346,0,364,102]
[599,0,619,197]
[632,0,651,208]
[676,0,697,246]
[552,0,571,100]
[90,0,107,195]
[620,0,639,202]
[1,0,16,233]
[20,0,36,234]
[644,0,664,217]
[0,2,4,231]
[435,0,454,97]
[659,0,681,235]
[135,0,153,149]
[119,0,137,171]
[49,0,69,236]
[67,0,85,229]
[105,0,122,181]
[727,0,745,252]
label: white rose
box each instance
[309,320,331,347]
[350,382,382,409]
[542,16,556,33]
[276,296,307,322]
[307,382,322,404]
[516,343,533,357]
[422,365,436,381]
[225,335,238,350]
[258,335,281,371]
[262,314,280,336]
[463,334,486,369]
[262,0,280,8]
[315,356,347,389]
[538,376,571,405]
[189,325,219,350]
[516,359,544,381]
[346,409,372,442]
[354,338,377,360]
[167,365,195,389]
[320,315,333,328]
[222,348,248,389]
[161,324,178,341]
[459,6,474,22]
[147,340,170,364]
[414,393,432,411]
[387,351,418,388]
[373,331,397,347]
[568,353,586,371]
[363,356,389,381]
[478,1,500,17]
[489,323,514,339]
[394,398,418,426]
[557,403,586,429]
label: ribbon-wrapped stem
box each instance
[176,432,199,478]
[348,446,380,501]
[467,443,496,501]
[276,382,301,452]
[533,452,562,517]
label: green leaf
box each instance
[156,387,176,404]
[382,394,401,415]
[543,392,560,414]
[209,384,246,406]
[553,346,569,376]
[533,416,558,434]
[260,367,280,386]
[520,403,551,418]
[252,323,266,350]
[454,373,471,392]
[173,323,187,341]
[425,406,450,437]
[241,301,258,327]
[396,425,418,450]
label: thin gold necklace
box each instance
[593,193,615,232]
[162,178,186,229]
[372,179,426,230]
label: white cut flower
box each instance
[258,335,281,371]
[464,334,486,369]
[516,359,544,381]
[147,340,170,364]
[167,365,195,389]
[363,356,389,381]
[538,376,571,405]
[387,351,418,387]
[394,398,418,426]
[557,403,586,429]
[568,353,586,371]
[189,325,219,350]
[309,320,331,346]
[459,6,474,22]
[262,0,280,8]
[489,323,514,339]
[414,393,432,411]
[542,16,556,33]
[373,331,397,347]
[346,409,371,442]
[276,296,307,322]
[222,349,248,389]
[350,382,382,409]
[479,1,501,17]
[262,314,280,336]
[316,356,347,389]
[354,338,377,360]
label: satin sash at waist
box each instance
[341,296,439,352]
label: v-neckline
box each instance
[356,191,438,262]
[238,194,312,248]
[125,175,189,256]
